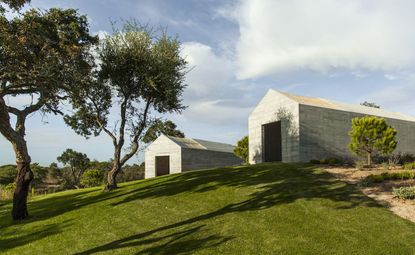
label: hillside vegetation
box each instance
[1,163,415,254]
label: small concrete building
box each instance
[249,89,415,164]
[145,135,243,178]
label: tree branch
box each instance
[120,99,152,165]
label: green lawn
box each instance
[1,163,415,254]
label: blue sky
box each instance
[1,0,415,165]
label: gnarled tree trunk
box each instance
[12,161,33,220]
[0,97,35,220]
[105,163,120,191]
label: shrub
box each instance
[234,136,249,164]
[403,162,415,170]
[365,171,415,183]
[366,174,385,183]
[311,157,347,166]
[80,169,104,188]
[349,116,397,166]
[393,186,415,199]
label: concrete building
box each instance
[249,89,415,164]
[145,135,243,178]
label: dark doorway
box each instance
[262,121,282,162]
[155,156,170,176]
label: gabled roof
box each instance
[273,89,415,122]
[166,136,235,153]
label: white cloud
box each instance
[181,42,235,99]
[229,0,415,79]
[179,41,254,126]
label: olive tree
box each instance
[234,136,249,164]
[349,116,397,166]
[57,149,90,189]
[143,119,184,143]
[65,22,187,191]
[0,6,96,219]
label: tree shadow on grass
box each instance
[74,224,233,255]
[0,219,73,252]
[74,163,381,254]
[110,163,379,210]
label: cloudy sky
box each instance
[1,0,415,165]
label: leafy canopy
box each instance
[234,136,249,164]
[80,169,104,188]
[0,8,97,114]
[143,120,184,144]
[360,101,380,109]
[349,116,397,164]
[64,22,188,186]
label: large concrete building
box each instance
[145,135,243,178]
[249,89,415,164]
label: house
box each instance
[145,135,243,178]
[249,89,415,164]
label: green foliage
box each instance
[403,162,415,170]
[2,163,415,254]
[57,149,90,188]
[143,120,184,144]
[374,152,415,166]
[393,186,415,199]
[0,0,28,11]
[0,8,97,115]
[234,136,249,164]
[349,116,397,165]
[117,163,145,183]
[80,169,104,188]
[30,163,48,189]
[365,171,415,183]
[4,181,15,192]
[310,159,321,164]
[0,165,16,185]
[0,164,47,188]
[64,21,188,186]
[360,101,380,108]
[309,158,342,165]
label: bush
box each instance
[80,169,104,188]
[315,157,343,165]
[365,171,415,183]
[393,186,415,199]
[403,162,415,170]
[0,165,16,185]
[310,159,321,164]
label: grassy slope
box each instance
[1,163,415,255]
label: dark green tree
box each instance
[0,0,28,11]
[65,22,187,191]
[0,7,97,219]
[143,120,184,143]
[349,116,397,166]
[360,101,380,109]
[234,136,249,164]
[80,169,103,188]
[57,149,90,189]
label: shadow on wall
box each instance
[251,107,299,163]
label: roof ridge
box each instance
[271,89,415,122]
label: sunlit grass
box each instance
[1,163,415,254]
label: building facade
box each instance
[249,89,415,164]
[145,135,243,178]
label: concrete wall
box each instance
[181,148,243,171]
[249,90,300,164]
[144,135,182,178]
[299,104,415,162]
